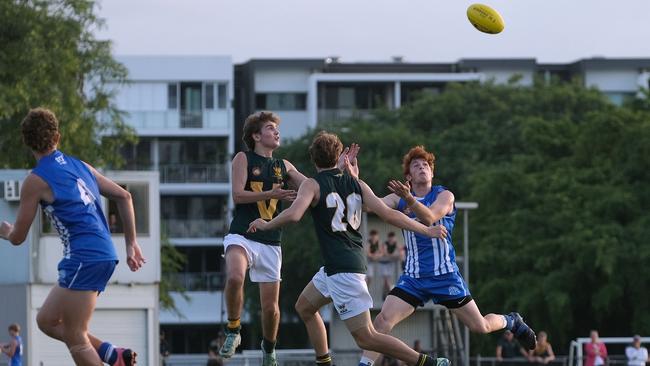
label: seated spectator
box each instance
[626,335,648,366]
[585,330,607,366]
[497,330,527,365]
[529,331,555,365]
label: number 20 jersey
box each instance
[311,169,365,276]
[31,150,117,262]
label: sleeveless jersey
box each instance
[311,169,365,275]
[10,335,22,366]
[31,151,117,262]
[228,151,288,245]
[397,185,457,278]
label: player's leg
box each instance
[251,241,283,366]
[295,270,334,366]
[441,271,536,350]
[358,291,417,366]
[220,235,251,357]
[347,311,447,366]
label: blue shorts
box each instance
[392,270,472,308]
[58,259,117,292]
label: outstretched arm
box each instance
[85,163,145,272]
[388,180,454,226]
[359,180,447,239]
[1,339,17,357]
[284,159,307,191]
[0,173,47,245]
[248,178,318,232]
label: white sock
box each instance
[359,356,375,366]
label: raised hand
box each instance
[387,180,413,200]
[247,218,269,233]
[126,242,146,272]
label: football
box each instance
[467,3,505,34]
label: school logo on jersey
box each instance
[252,167,261,176]
[55,155,67,165]
[273,166,283,180]
[448,286,461,296]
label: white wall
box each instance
[584,69,641,91]
[255,68,311,92]
[479,67,535,86]
[114,82,168,111]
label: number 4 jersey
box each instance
[311,168,365,276]
[31,150,117,262]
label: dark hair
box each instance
[387,231,396,237]
[242,111,280,150]
[309,131,343,169]
[8,324,20,333]
[21,108,60,153]
[369,229,378,235]
[402,145,435,178]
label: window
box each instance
[204,83,214,109]
[119,139,152,170]
[217,83,227,109]
[167,83,178,109]
[107,184,149,235]
[161,195,227,238]
[180,82,203,127]
[256,93,307,110]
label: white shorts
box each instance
[311,267,373,320]
[379,261,396,277]
[224,234,282,282]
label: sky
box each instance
[96,0,650,64]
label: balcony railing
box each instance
[121,110,230,130]
[162,218,226,238]
[180,110,202,128]
[164,271,225,292]
[160,163,228,183]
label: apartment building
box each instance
[111,56,235,354]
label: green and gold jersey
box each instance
[228,151,288,245]
[311,169,366,275]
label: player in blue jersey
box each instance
[1,324,23,366]
[0,108,146,366]
[356,146,537,366]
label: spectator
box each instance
[379,232,403,298]
[207,331,225,366]
[529,331,555,365]
[626,335,648,366]
[160,331,170,366]
[365,229,383,285]
[497,330,527,365]
[1,323,22,366]
[585,330,607,366]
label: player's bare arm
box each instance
[0,173,50,245]
[388,180,454,226]
[232,152,296,203]
[85,163,146,271]
[247,178,319,233]
[359,180,447,238]
[284,159,307,191]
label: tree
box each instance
[277,79,650,353]
[0,0,135,168]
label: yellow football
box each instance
[467,3,505,34]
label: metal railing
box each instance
[165,271,225,292]
[181,110,203,128]
[317,108,375,123]
[162,218,226,238]
[473,356,570,366]
[160,163,228,183]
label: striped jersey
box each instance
[397,185,457,278]
[31,151,117,262]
